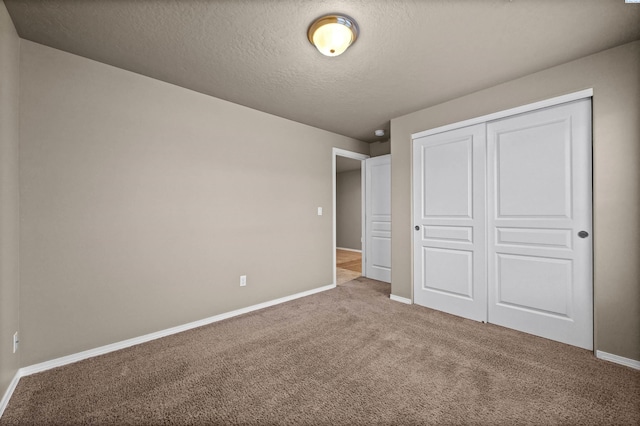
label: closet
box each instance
[412,98,593,350]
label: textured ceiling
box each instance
[5,0,640,142]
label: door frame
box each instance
[332,148,369,286]
[410,88,593,302]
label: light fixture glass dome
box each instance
[308,15,359,57]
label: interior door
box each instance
[487,99,593,350]
[413,124,487,322]
[365,155,391,282]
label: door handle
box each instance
[415,225,420,231]
[578,230,589,238]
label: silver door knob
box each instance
[578,231,589,238]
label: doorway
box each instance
[332,148,368,285]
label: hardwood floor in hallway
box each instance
[336,249,361,285]
[337,249,362,272]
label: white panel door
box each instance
[365,155,391,282]
[413,125,487,322]
[487,99,593,350]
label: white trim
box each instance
[0,371,21,418]
[332,148,369,285]
[336,247,362,253]
[411,89,593,140]
[19,283,336,377]
[596,351,640,370]
[390,294,412,305]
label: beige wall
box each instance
[391,40,640,361]
[370,140,390,157]
[336,170,362,251]
[19,41,369,366]
[0,0,21,398]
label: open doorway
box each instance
[332,148,368,286]
[336,156,363,284]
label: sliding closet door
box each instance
[413,124,487,322]
[486,99,593,350]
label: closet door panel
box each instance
[413,124,487,322]
[487,99,593,350]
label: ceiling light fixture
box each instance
[307,14,359,57]
[375,130,385,137]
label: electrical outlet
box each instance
[13,332,19,353]
[240,275,247,287]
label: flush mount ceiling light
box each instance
[307,14,359,57]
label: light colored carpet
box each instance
[2,277,639,425]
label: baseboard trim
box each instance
[20,283,337,378]
[596,351,640,370]
[336,247,362,253]
[0,371,21,418]
[390,294,412,305]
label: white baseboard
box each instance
[336,247,362,253]
[596,350,640,370]
[0,371,21,418]
[20,283,336,377]
[390,294,412,305]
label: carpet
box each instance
[2,277,639,425]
